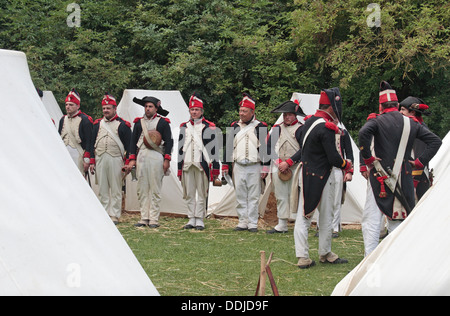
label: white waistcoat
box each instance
[95,119,123,157]
[182,120,204,170]
[61,115,82,151]
[233,119,260,164]
[275,122,301,161]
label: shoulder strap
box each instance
[392,116,411,179]
[100,119,125,157]
[302,118,325,148]
[140,118,164,155]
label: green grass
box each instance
[118,213,364,296]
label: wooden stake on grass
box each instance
[259,251,266,296]
[255,251,279,296]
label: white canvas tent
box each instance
[116,89,236,216]
[429,131,450,184]
[205,93,365,224]
[332,134,450,295]
[40,90,63,130]
[0,49,158,296]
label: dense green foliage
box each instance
[1,0,448,137]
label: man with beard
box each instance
[125,96,173,229]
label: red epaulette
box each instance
[325,121,339,133]
[122,119,131,128]
[163,117,171,124]
[94,118,102,125]
[204,119,216,128]
[231,121,238,127]
[260,121,268,127]
[367,113,379,120]
[133,117,142,124]
[304,115,312,121]
[82,112,94,124]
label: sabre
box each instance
[386,167,413,215]
[223,173,234,187]
[373,160,412,215]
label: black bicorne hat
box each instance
[399,96,430,116]
[133,96,169,117]
[271,99,305,116]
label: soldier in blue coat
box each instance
[294,88,353,269]
[359,81,441,235]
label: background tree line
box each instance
[0,0,448,138]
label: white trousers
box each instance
[96,153,123,219]
[272,163,297,231]
[183,165,208,225]
[294,170,336,258]
[361,181,401,256]
[136,149,164,225]
[331,168,344,232]
[234,163,261,229]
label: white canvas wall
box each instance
[0,49,158,296]
[40,90,63,130]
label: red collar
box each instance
[144,113,158,120]
[105,114,118,122]
[284,119,299,126]
[189,117,204,125]
[381,107,398,114]
[314,110,334,121]
[69,110,81,118]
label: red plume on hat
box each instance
[65,88,81,106]
[379,81,398,104]
[239,93,256,110]
[399,96,430,116]
[102,93,117,106]
[189,92,204,109]
[319,91,331,105]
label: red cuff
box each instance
[177,169,182,177]
[222,164,229,171]
[262,166,270,173]
[363,157,376,166]
[343,160,353,173]
[164,154,171,161]
[129,154,136,161]
[90,158,96,165]
[414,158,424,169]
[286,158,294,167]
[360,165,368,173]
[83,152,90,159]
[211,169,220,176]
